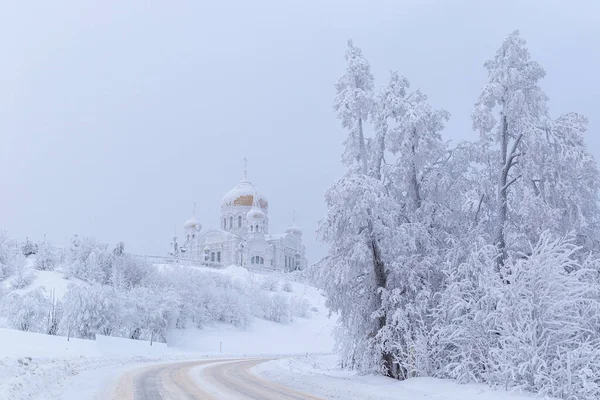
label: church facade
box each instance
[170,169,306,271]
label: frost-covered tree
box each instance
[127,286,179,345]
[4,289,51,332]
[319,40,397,375]
[472,30,547,272]
[318,41,460,378]
[60,284,117,340]
[36,241,57,271]
[10,253,35,289]
[21,237,37,256]
[333,39,375,170]
[0,232,18,280]
[472,30,600,271]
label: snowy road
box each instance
[111,358,323,400]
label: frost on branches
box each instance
[315,32,600,399]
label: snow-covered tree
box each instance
[10,253,35,289]
[60,284,117,340]
[472,30,547,272]
[471,30,600,272]
[319,40,398,375]
[4,288,52,332]
[333,39,375,170]
[0,232,18,280]
[21,237,37,256]
[35,241,57,271]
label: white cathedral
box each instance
[170,165,306,271]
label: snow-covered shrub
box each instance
[110,253,152,290]
[35,242,58,271]
[4,289,51,332]
[282,281,293,292]
[21,238,37,256]
[435,241,500,383]
[260,276,279,292]
[60,283,120,340]
[10,253,36,289]
[488,233,600,399]
[291,296,311,318]
[0,232,18,280]
[256,292,291,323]
[124,286,180,344]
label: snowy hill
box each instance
[0,247,561,399]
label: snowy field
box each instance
[0,262,557,400]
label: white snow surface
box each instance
[0,265,555,400]
[254,355,559,400]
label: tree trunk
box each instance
[358,118,369,175]
[410,129,422,210]
[373,119,387,181]
[359,115,393,377]
[367,215,393,377]
[495,114,509,275]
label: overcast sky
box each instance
[1,0,598,262]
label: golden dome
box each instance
[220,180,268,210]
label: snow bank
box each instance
[255,355,557,400]
[167,312,335,355]
[95,335,168,357]
[0,328,101,358]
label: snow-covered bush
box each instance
[257,292,291,323]
[488,233,600,399]
[60,283,119,340]
[291,296,311,318]
[35,242,58,271]
[10,253,36,289]
[21,238,37,256]
[0,232,18,281]
[282,281,293,292]
[4,289,52,332]
[260,276,279,292]
[436,242,503,383]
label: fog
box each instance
[1,0,598,262]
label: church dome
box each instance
[247,206,266,222]
[184,217,201,231]
[220,179,268,210]
[286,224,302,236]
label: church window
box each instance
[251,256,264,265]
[211,252,215,262]
[217,251,221,263]
[223,218,226,229]
[229,217,233,229]
[255,224,259,232]
[238,215,242,228]
[251,225,254,232]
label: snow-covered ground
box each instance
[0,263,556,400]
[254,355,558,400]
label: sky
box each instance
[1,0,599,263]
